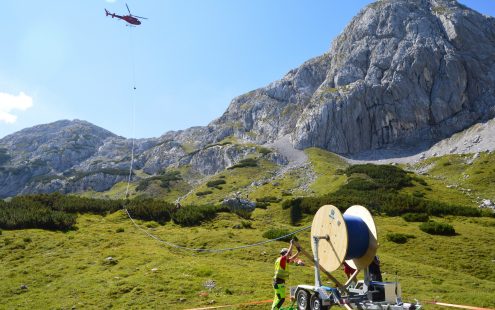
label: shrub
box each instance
[11,193,123,215]
[481,209,495,218]
[402,213,429,222]
[206,179,226,189]
[290,204,303,225]
[419,221,456,236]
[172,205,219,226]
[0,200,76,231]
[228,158,258,169]
[425,202,481,217]
[280,163,481,219]
[126,199,174,224]
[281,198,297,210]
[386,233,414,244]
[262,228,293,242]
[196,190,213,197]
[345,164,413,190]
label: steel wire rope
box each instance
[125,25,136,199]
[121,27,311,253]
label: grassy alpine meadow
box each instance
[1,152,495,309]
[1,208,494,309]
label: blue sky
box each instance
[0,1,493,139]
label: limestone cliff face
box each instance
[213,0,495,154]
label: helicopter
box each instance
[105,3,147,26]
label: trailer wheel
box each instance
[310,293,329,310]
[296,289,310,310]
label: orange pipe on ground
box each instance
[427,301,494,310]
[186,299,273,310]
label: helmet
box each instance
[280,248,289,255]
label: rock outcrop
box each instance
[0,121,274,197]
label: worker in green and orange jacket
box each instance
[272,239,300,310]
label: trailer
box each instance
[289,205,422,310]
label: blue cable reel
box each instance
[311,205,378,272]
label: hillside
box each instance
[1,156,494,309]
[1,208,494,309]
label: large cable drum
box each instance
[311,205,378,272]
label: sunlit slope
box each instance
[1,210,494,309]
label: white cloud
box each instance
[0,92,33,124]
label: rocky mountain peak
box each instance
[211,0,495,155]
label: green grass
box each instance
[408,152,495,208]
[0,212,493,309]
[183,159,278,206]
[2,149,494,308]
[305,147,348,195]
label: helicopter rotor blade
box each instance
[126,3,131,15]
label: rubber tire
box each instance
[296,289,310,310]
[310,294,329,310]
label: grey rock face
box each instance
[0,120,277,198]
[212,0,495,155]
[0,120,158,197]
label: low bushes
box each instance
[386,233,415,244]
[0,193,235,231]
[402,213,429,222]
[172,205,219,226]
[281,164,482,218]
[10,193,123,215]
[196,190,213,197]
[126,199,174,224]
[0,200,76,231]
[419,221,456,236]
[290,203,303,225]
[228,158,258,169]
[206,179,226,189]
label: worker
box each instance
[272,239,300,310]
[369,256,383,282]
